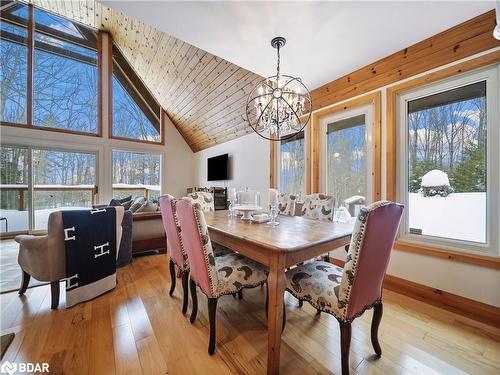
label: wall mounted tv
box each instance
[207,154,229,181]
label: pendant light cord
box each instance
[276,43,280,78]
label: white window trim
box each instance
[276,130,308,200]
[396,65,499,256]
[319,103,375,204]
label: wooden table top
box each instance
[204,210,354,253]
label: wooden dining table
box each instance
[204,210,354,374]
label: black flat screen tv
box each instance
[207,154,228,181]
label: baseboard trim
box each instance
[329,257,500,328]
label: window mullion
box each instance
[26,3,33,126]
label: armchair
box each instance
[16,207,124,309]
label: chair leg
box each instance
[169,259,176,296]
[208,298,218,355]
[181,271,189,314]
[189,279,198,323]
[237,290,243,300]
[282,303,286,333]
[298,299,303,308]
[50,281,60,310]
[339,321,352,375]
[19,270,30,295]
[371,302,383,356]
[316,309,321,315]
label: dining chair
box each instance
[176,197,269,355]
[187,191,215,212]
[277,192,297,216]
[301,193,335,221]
[159,194,190,314]
[284,201,404,375]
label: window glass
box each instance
[326,114,367,207]
[112,150,161,201]
[279,131,305,200]
[0,20,28,123]
[33,29,98,133]
[0,146,29,233]
[32,149,97,230]
[112,75,161,142]
[406,81,487,244]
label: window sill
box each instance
[394,240,500,270]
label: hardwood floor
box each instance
[1,253,499,374]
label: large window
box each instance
[112,46,162,143]
[279,131,306,200]
[398,67,499,254]
[1,2,99,134]
[112,150,161,201]
[0,145,97,234]
[326,114,367,207]
[0,2,28,124]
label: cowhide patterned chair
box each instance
[284,201,404,375]
[277,192,297,216]
[186,191,215,212]
[176,197,268,355]
[158,195,190,314]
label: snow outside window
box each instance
[397,66,499,255]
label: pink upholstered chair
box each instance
[285,201,404,375]
[159,195,190,314]
[176,197,268,355]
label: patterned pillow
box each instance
[130,197,146,212]
[278,193,297,216]
[109,198,133,210]
[187,191,214,212]
[135,200,158,213]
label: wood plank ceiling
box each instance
[29,0,262,151]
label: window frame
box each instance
[110,45,164,145]
[385,53,500,268]
[0,2,103,138]
[319,104,374,204]
[396,66,499,257]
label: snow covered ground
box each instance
[0,207,88,233]
[409,192,486,243]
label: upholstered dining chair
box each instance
[159,195,190,314]
[176,197,269,355]
[301,193,335,221]
[16,207,124,309]
[284,201,403,375]
[277,192,297,216]
[187,191,214,212]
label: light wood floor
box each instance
[1,253,499,375]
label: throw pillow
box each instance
[135,200,158,213]
[130,196,146,212]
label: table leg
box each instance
[267,254,286,375]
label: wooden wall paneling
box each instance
[311,11,499,112]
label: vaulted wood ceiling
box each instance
[29,0,262,151]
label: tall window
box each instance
[398,67,498,254]
[0,2,99,134]
[0,2,28,124]
[112,150,161,201]
[0,146,29,233]
[279,131,306,200]
[112,46,162,143]
[326,114,367,206]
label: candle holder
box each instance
[228,199,237,218]
[267,204,279,226]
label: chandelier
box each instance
[246,37,312,141]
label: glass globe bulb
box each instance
[494,24,500,40]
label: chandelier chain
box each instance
[276,44,280,77]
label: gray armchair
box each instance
[15,207,124,309]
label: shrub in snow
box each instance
[420,169,454,197]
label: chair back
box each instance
[159,195,187,270]
[187,191,214,212]
[278,193,297,216]
[338,201,403,321]
[301,193,335,221]
[176,198,219,297]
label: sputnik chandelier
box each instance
[245,37,312,141]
